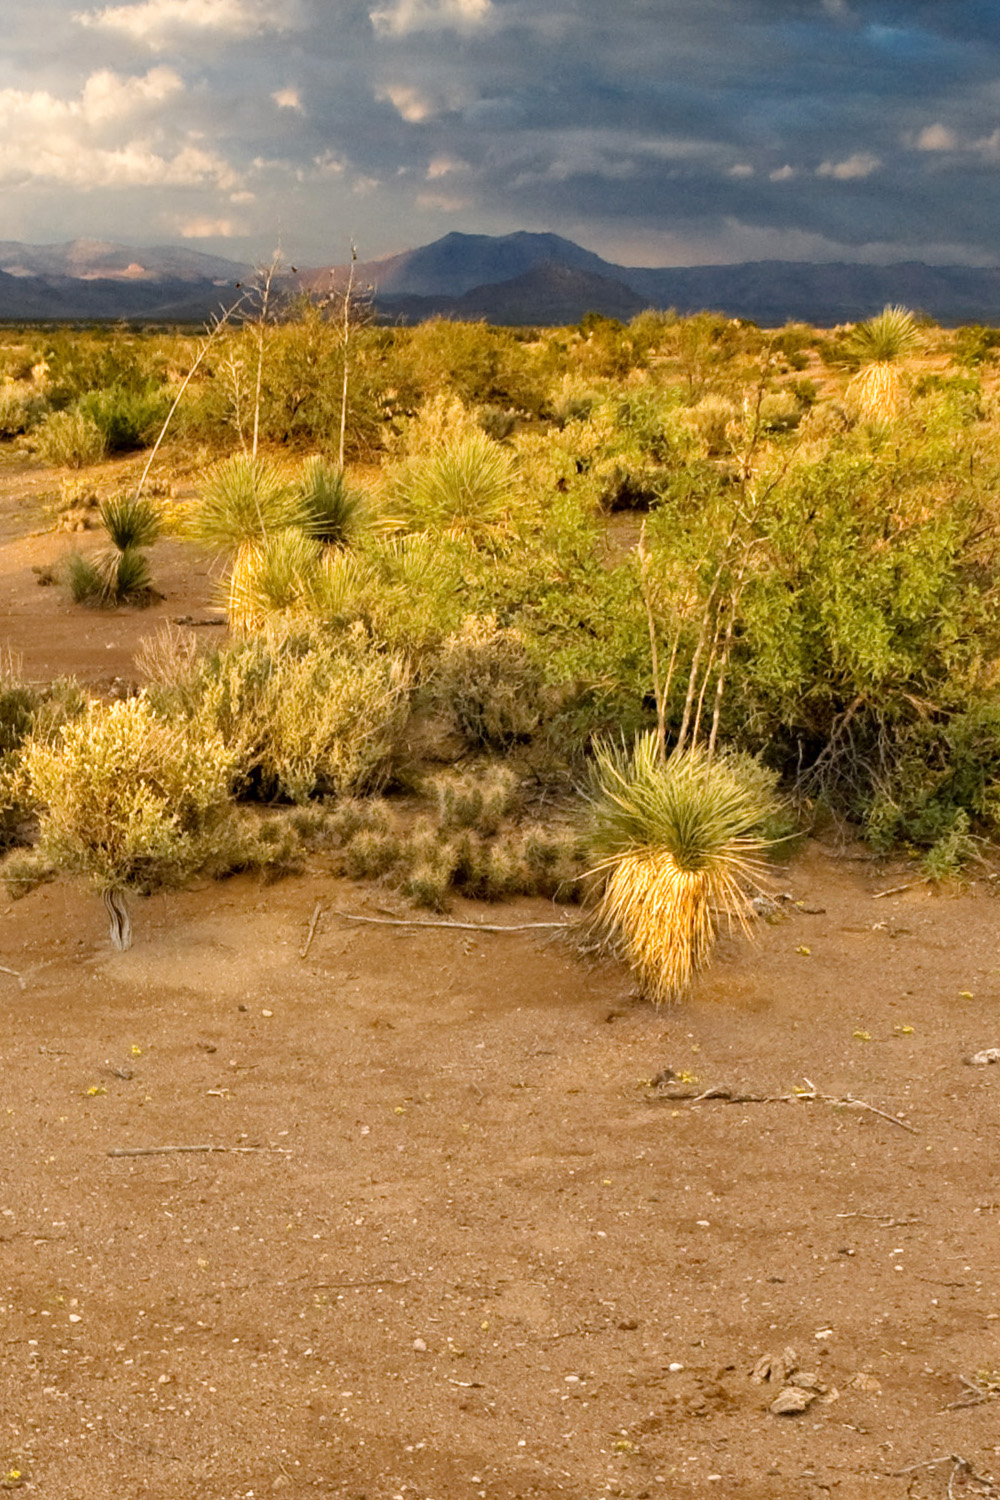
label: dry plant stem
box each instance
[650,1077,917,1133]
[339,245,357,471]
[332,909,572,933]
[706,605,736,764]
[638,523,667,761]
[107,1144,292,1157]
[300,901,323,959]
[134,290,251,505]
[0,964,26,989]
[251,253,281,461]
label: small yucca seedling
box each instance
[585,734,777,1005]
[847,305,919,423]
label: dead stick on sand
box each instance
[650,1078,917,1133]
[300,901,323,959]
[107,1144,291,1158]
[331,908,572,934]
[0,963,26,989]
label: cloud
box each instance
[816,151,880,179]
[369,0,490,39]
[0,69,240,191]
[74,0,286,46]
[915,123,959,151]
[177,214,244,236]
[272,86,302,111]
[769,164,796,182]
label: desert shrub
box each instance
[233,530,323,623]
[0,380,46,437]
[170,621,412,803]
[34,409,108,467]
[434,616,544,749]
[77,383,170,453]
[24,694,239,897]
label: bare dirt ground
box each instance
[2,458,1000,1500]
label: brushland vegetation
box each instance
[3,295,1000,985]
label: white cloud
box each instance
[426,154,463,179]
[177,214,244,236]
[769,164,796,181]
[0,71,240,191]
[272,87,302,111]
[727,163,754,178]
[378,84,437,122]
[74,0,285,47]
[816,151,880,179]
[915,123,959,151]
[370,0,490,38]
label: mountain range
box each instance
[1,231,999,326]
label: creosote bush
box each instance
[24,694,240,900]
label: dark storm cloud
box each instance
[4,0,1000,264]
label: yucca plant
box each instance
[231,529,323,627]
[388,429,519,544]
[295,457,366,547]
[187,454,306,631]
[846,305,920,422]
[585,734,776,1005]
[100,493,161,552]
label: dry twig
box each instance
[647,1076,917,1133]
[107,1144,291,1158]
[0,963,26,989]
[331,908,572,934]
[300,901,323,959]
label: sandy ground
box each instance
[2,453,1000,1500]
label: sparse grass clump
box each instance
[585,736,778,1004]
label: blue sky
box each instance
[2,0,999,266]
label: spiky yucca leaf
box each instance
[388,430,518,544]
[847,360,902,423]
[188,454,304,552]
[227,529,322,631]
[100,493,161,552]
[847,304,919,365]
[586,735,776,1005]
[295,457,366,547]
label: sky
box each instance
[2,0,1000,268]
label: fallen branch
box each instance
[309,1277,411,1289]
[331,908,573,934]
[646,1077,917,1133]
[873,880,928,899]
[891,1453,999,1497]
[107,1144,291,1158]
[0,963,26,989]
[300,901,323,959]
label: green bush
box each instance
[77,383,170,453]
[24,694,239,896]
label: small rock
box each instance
[618,1318,639,1331]
[848,1372,882,1394]
[770,1385,817,1415]
[412,1338,427,1353]
[790,1370,823,1391]
[668,1362,684,1373]
[750,1354,773,1385]
[966,1048,1000,1067]
[272,1477,292,1491]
